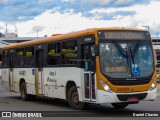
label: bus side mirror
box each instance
[91,45,99,56]
[157,79,160,84]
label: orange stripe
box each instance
[3,27,147,50]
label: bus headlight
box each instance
[100,80,113,93]
[151,83,155,88]
[150,79,157,91]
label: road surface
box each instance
[0,82,160,119]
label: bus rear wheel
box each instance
[20,82,29,101]
[68,86,86,110]
[111,103,128,109]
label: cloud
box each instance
[114,0,134,6]
[113,0,150,6]
[62,0,75,3]
[90,9,136,20]
[0,0,152,22]
[1,0,160,37]
[8,10,118,37]
[32,25,45,32]
[0,0,58,21]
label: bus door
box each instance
[81,44,96,102]
[9,52,14,91]
[35,50,44,95]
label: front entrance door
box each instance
[81,44,96,101]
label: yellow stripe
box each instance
[2,28,147,50]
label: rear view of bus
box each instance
[95,29,157,108]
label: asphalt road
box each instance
[0,82,160,120]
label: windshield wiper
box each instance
[132,42,140,57]
[112,41,128,57]
[129,47,135,64]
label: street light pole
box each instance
[5,24,8,34]
[37,29,38,39]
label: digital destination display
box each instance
[105,32,145,39]
[98,31,149,40]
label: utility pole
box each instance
[15,26,17,33]
[37,29,38,39]
[157,29,159,44]
[5,24,8,34]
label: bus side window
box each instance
[15,48,24,67]
[2,50,8,67]
[24,47,34,66]
[62,40,77,65]
[47,43,61,65]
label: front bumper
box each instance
[96,87,157,104]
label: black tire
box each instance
[30,95,37,101]
[111,103,128,109]
[68,86,86,110]
[20,82,29,101]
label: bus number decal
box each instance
[19,71,26,76]
[85,38,92,42]
[117,87,129,92]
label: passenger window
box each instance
[24,47,34,66]
[62,40,77,64]
[2,50,8,67]
[47,43,61,65]
[15,48,24,67]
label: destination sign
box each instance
[98,31,149,40]
[104,32,145,39]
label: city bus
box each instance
[1,28,157,109]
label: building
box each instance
[5,33,18,38]
[0,33,5,38]
[0,32,45,61]
[152,37,160,47]
[152,37,160,68]
[0,32,44,43]
[1,37,40,43]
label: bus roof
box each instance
[2,27,147,50]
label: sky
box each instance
[0,0,160,37]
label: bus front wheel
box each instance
[111,103,128,109]
[68,86,86,110]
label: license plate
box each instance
[128,97,138,102]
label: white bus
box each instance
[1,28,157,109]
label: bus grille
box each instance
[117,93,148,101]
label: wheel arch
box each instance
[66,81,77,99]
[19,78,25,92]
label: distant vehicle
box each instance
[155,51,160,83]
[1,28,157,109]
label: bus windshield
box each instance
[100,41,154,78]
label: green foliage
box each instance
[64,53,76,58]
[18,51,23,56]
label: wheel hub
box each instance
[72,92,79,105]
